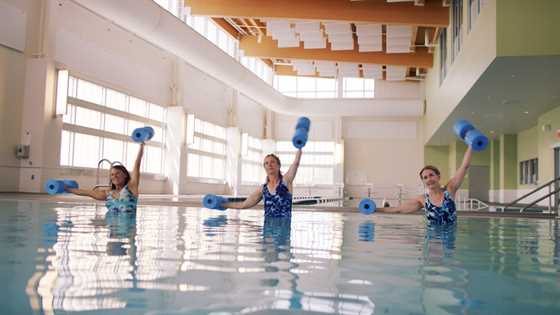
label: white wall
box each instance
[237,93,265,138]
[179,61,230,126]
[53,0,172,106]
[343,118,424,201]
[275,114,338,141]
[423,0,497,144]
[0,45,25,191]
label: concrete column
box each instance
[225,88,240,195]
[165,106,186,196]
[489,138,500,202]
[18,0,59,192]
[226,127,241,195]
[499,134,517,202]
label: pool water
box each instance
[0,200,559,315]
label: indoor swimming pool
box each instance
[0,199,559,315]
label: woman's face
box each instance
[420,169,441,189]
[263,156,280,176]
[110,168,127,187]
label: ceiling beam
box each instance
[240,35,433,68]
[185,0,449,27]
[211,18,240,38]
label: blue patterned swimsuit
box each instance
[262,180,292,218]
[106,185,138,213]
[424,189,457,225]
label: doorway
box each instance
[468,165,490,202]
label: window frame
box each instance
[60,75,167,175]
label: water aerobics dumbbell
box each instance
[453,120,488,151]
[202,194,246,211]
[358,198,377,215]
[131,126,155,143]
[292,117,311,149]
[44,179,79,195]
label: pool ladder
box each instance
[93,158,124,191]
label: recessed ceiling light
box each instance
[523,111,529,114]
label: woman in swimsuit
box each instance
[377,146,473,225]
[66,143,144,212]
[223,149,302,217]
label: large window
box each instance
[60,76,166,174]
[520,158,538,185]
[276,141,336,185]
[240,52,273,84]
[241,134,264,184]
[186,117,227,181]
[439,28,448,84]
[452,0,463,61]
[342,77,375,98]
[274,75,338,98]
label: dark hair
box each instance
[110,165,131,190]
[419,165,440,179]
[264,154,283,182]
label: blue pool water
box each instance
[0,200,559,315]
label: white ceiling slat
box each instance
[386,25,412,53]
[324,23,353,51]
[323,22,352,35]
[355,23,382,52]
[386,25,412,37]
[362,64,383,79]
[355,23,382,35]
[315,60,337,77]
[328,33,353,43]
[386,65,407,81]
[299,31,324,42]
[292,59,316,75]
[331,41,354,51]
[277,38,300,48]
[358,43,382,52]
[294,21,321,33]
[304,39,327,49]
[338,62,360,77]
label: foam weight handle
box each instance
[292,128,308,149]
[144,126,155,141]
[453,120,475,140]
[464,129,489,151]
[358,198,377,215]
[63,180,79,190]
[295,117,311,133]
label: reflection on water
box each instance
[0,200,558,314]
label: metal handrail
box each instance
[93,159,123,190]
[505,177,560,210]
[519,186,560,213]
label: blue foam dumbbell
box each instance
[464,129,489,151]
[453,120,488,151]
[292,128,309,149]
[291,117,311,149]
[131,126,155,143]
[453,120,475,140]
[295,117,311,133]
[358,198,377,215]
[202,194,227,211]
[45,179,79,195]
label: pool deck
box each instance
[0,193,557,219]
